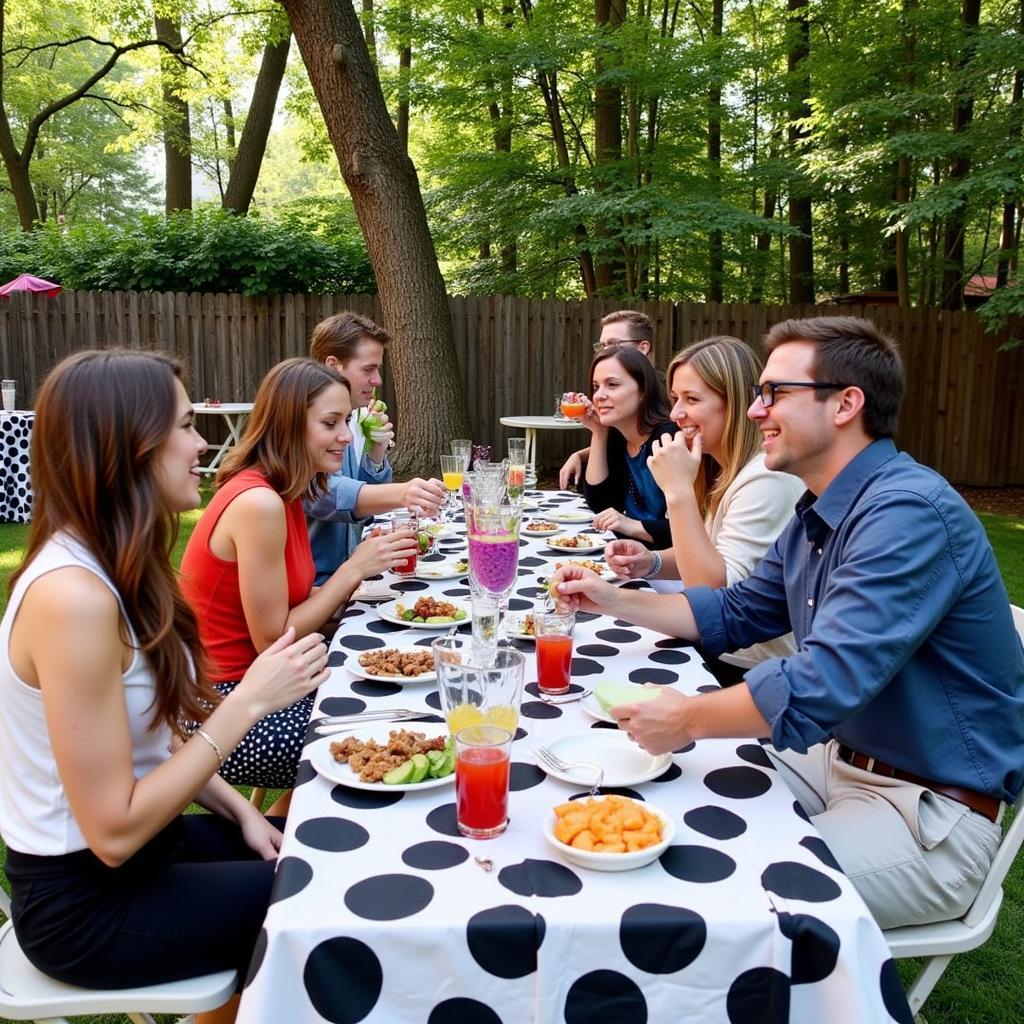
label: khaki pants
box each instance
[768,740,1002,930]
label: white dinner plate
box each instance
[544,534,605,555]
[580,693,616,724]
[351,580,401,602]
[414,560,468,580]
[504,613,536,641]
[522,521,563,538]
[378,599,471,629]
[535,730,672,787]
[308,726,454,793]
[545,510,594,525]
[346,646,438,684]
[420,521,459,539]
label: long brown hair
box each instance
[217,358,350,502]
[589,344,671,438]
[10,349,213,734]
[666,336,764,521]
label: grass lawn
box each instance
[0,504,1021,1023]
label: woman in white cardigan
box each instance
[605,336,803,681]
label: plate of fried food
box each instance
[545,533,605,555]
[378,596,471,629]
[347,645,438,684]
[543,794,674,871]
[309,723,455,792]
[523,519,562,537]
[504,611,537,642]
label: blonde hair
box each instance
[666,336,764,521]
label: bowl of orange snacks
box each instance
[543,794,674,871]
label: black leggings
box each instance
[5,814,281,989]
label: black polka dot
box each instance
[498,858,582,897]
[525,681,586,698]
[761,862,842,903]
[590,720,619,731]
[427,802,461,837]
[467,904,545,978]
[402,841,469,870]
[648,648,692,665]
[510,762,547,791]
[880,959,915,1024]
[344,874,434,920]
[703,766,773,799]
[683,805,747,840]
[507,597,531,610]
[425,690,443,710]
[303,937,382,1024]
[595,628,642,643]
[576,643,619,657]
[242,927,267,988]
[697,684,719,694]
[777,912,840,984]
[427,999,503,1024]
[294,817,369,852]
[627,668,678,685]
[339,607,367,620]
[318,696,367,716]
[517,586,548,599]
[350,679,403,697]
[393,580,430,592]
[726,967,790,1023]
[570,657,604,676]
[519,556,547,567]
[799,836,841,871]
[674,741,696,754]
[330,786,404,810]
[619,580,650,590]
[269,856,313,903]
[660,845,736,883]
[650,762,683,783]
[793,800,811,822]
[339,633,392,649]
[443,588,473,598]
[575,611,600,623]
[367,620,412,635]
[520,700,563,720]
[735,743,775,769]
[620,903,706,973]
[569,786,645,802]
[565,970,647,1024]
[294,758,317,787]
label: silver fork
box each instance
[535,746,604,796]
[317,708,430,727]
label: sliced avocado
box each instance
[452,609,467,620]
[409,753,430,783]
[426,750,447,777]
[595,681,664,715]
[437,748,456,777]
[426,615,452,624]
[402,609,415,621]
[413,616,426,623]
[383,759,416,785]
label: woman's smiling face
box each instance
[668,362,727,461]
[305,382,353,475]
[591,356,641,430]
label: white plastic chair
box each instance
[0,883,237,1024]
[885,603,1024,1015]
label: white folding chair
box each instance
[885,603,1024,1015]
[0,883,237,1024]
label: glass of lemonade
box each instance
[432,637,525,738]
[440,453,464,521]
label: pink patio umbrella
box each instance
[0,273,61,297]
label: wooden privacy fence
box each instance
[0,289,1021,486]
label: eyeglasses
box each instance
[593,338,642,353]
[749,381,847,408]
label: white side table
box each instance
[192,403,254,476]
[499,415,587,485]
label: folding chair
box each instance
[0,884,237,1024]
[884,603,1024,1015]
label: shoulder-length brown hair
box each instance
[589,344,671,438]
[217,358,349,502]
[10,349,213,734]
[666,336,764,521]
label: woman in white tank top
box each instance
[0,350,328,1023]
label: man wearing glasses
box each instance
[558,310,655,488]
[552,315,1024,930]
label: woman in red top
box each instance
[181,358,415,789]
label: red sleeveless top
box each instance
[181,468,316,682]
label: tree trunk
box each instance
[155,14,192,213]
[396,0,412,152]
[280,0,470,475]
[223,32,291,215]
[894,0,917,307]
[997,0,1023,289]
[594,0,626,292]
[0,3,38,228]
[941,0,981,310]
[786,0,814,303]
[361,0,378,67]
[707,0,724,302]
[223,98,236,173]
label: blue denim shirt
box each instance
[687,439,1024,801]
[304,440,392,585]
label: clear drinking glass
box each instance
[466,500,521,641]
[507,439,527,502]
[1,380,15,411]
[455,725,513,839]
[440,453,465,522]
[390,512,418,575]
[535,609,575,694]
[451,439,472,471]
[432,636,525,738]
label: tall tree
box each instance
[154,10,192,213]
[593,0,625,291]
[997,0,1023,289]
[785,0,813,302]
[706,0,724,302]
[280,0,470,474]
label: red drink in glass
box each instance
[390,515,418,575]
[455,726,512,838]
[536,633,573,694]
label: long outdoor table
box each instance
[238,490,912,1024]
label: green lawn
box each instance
[0,505,1022,1023]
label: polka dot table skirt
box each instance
[238,491,912,1024]
[0,411,33,523]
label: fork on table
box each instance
[534,746,604,797]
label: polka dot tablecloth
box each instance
[238,492,912,1024]
[0,411,33,523]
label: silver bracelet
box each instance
[644,551,664,579]
[196,729,224,768]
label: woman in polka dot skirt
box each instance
[180,358,417,793]
[0,350,327,1019]
[604,337,803,682]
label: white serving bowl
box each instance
[542,795,675,872]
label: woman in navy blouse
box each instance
[578,345,677,548]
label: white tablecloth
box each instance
[238,491,912,1024]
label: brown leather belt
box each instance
[836,744,1002,823]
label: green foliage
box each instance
[0,207,375,296]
